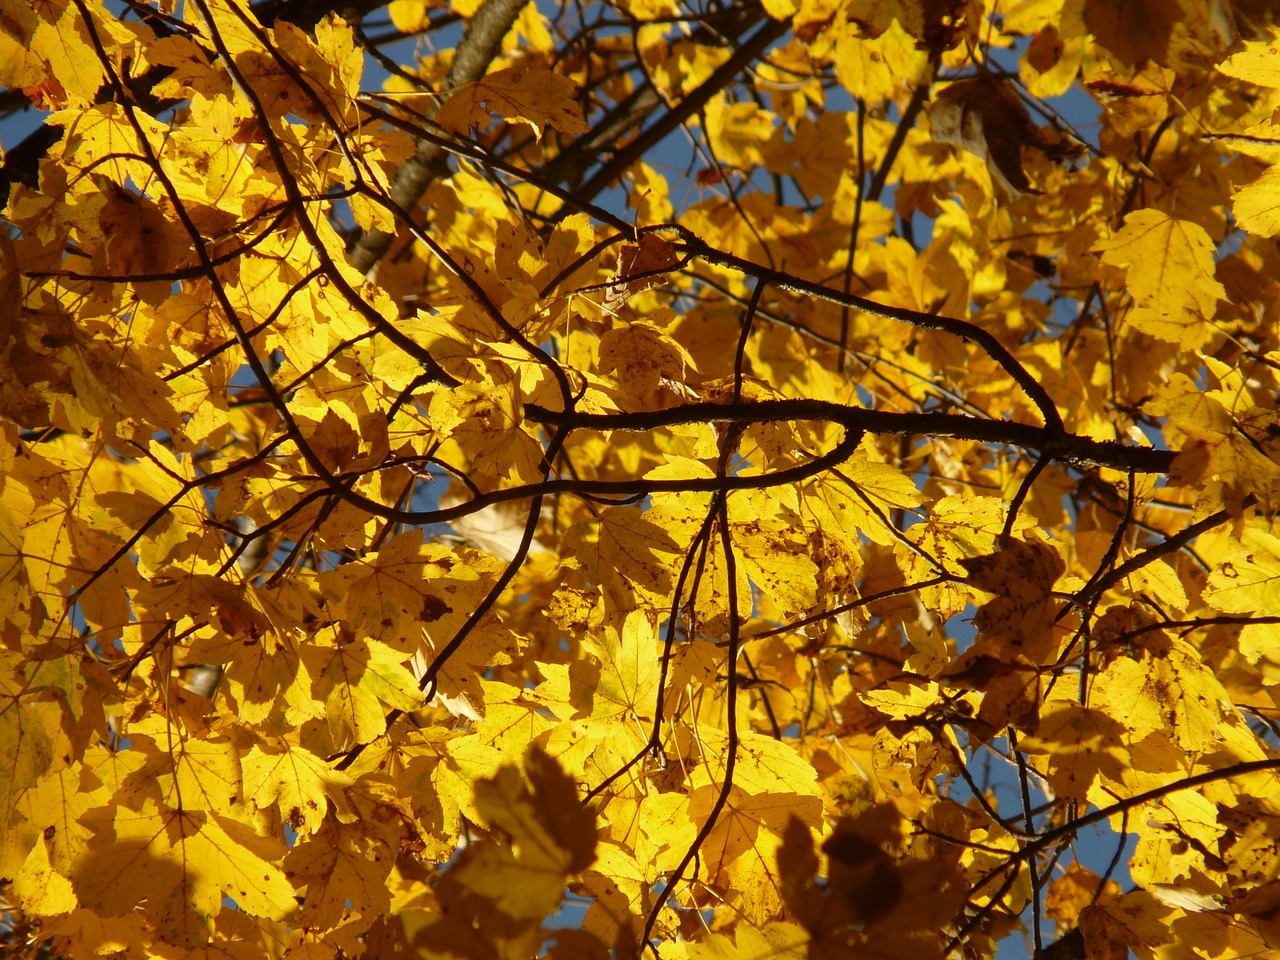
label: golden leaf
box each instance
[436,66,590,141]
[1094,209,1225,345]
[453,746,596,918]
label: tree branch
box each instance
[347,0,529,273]
[560,13,788,208]
[663,225,1068,433]
[526,400,1173,473]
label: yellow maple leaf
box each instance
[533,611,660,783]
[241,735,355,837]
[1218,29,1280,89]
[804,448,924,547]
[0,675,61,843]
[704,94,777,169]
[1204,526,1280,620]
[959,535,1066,664]
[835,18,927,103]
[29,4,105,107]
[1146,369,1280,512]
[72,801,295,943]
[452,746,596,919]
[13,834,77,917]
[583,610,663,723]
[303,636,424,748]
[283,817,392,931]
[428,380,546,484]
[0,498,37,637]
[689,785,809,923]
[436,65,589,142]
[564,506,683,611]
[1094,209,1225,346]
[48,102,167,191]
[901,495,1029,619]
[598,319,694,397]
[1020,700,1129,804]
[13,760,104,886]
[0,3,46,94]
[860,679,944,721]
[396,727,504,860]
[269,15,363,127]
[320,530,469,652]
[1089,639,1228,764]
[1045,862,1120,932]
[117,721,244,816]
[1231,165,1280,238]
[1130,789,1225,890]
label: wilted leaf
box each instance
[929,73,1083,195]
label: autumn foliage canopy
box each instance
[5,0,1280,957]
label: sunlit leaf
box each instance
[437,65,590,141]
[5,2,1279,958]
[1094,209,1224,346]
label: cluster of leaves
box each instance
[4,0,1280,957]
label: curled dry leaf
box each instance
[927,73,1084,195]
[601,233,682,315]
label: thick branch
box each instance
[348,0,528,273]
[526,400,1176,473]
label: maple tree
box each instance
[5,0,1280,957]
